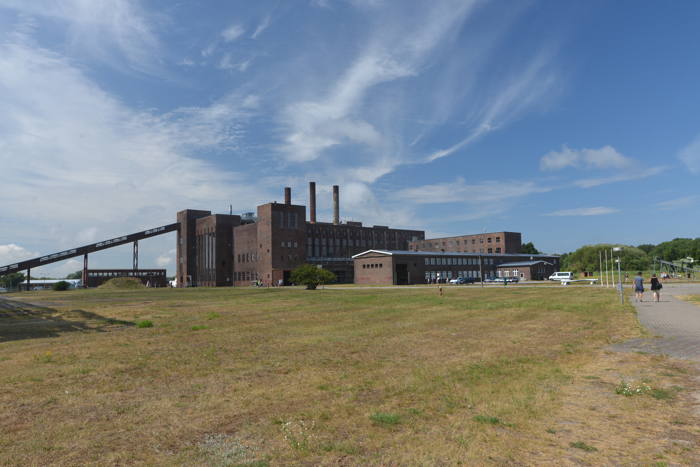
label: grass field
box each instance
[1,287,699,465]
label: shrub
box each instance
[52,281,71,291]
[136,320,153,328]
[99,277,145,289]
[290,264,336,290]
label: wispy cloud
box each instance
[544,207,619,216]
[0,0,163,75]
[251,16,271,39]
[218,54,251,72]
[221,24,245,42]
[426,49,560,162]
[679,133,700,173]
[278,0,479,168]
[540,145,635,171]
[395,178,551,205]
[653,195,698,210]
[573,166,667,188]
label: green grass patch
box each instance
[369,412,401,426]
[570,441,597,452]
[136,320,153,328]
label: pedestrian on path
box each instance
[633,271,644,302]
[650,273,662,302]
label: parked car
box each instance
[449,277,477,285]
[490,277,519,283]
[0,287,7,293]
[548,272,574,281]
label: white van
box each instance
[548,272,573,281]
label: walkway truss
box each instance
[0,223,178,284]
[654,257,699,278]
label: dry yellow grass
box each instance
[0,286,698,465]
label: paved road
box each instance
[611,283,700,361]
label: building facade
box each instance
[176,183,425,287]
[408,232,522,254]
[353,250,560,285]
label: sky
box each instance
[1,0,700,277]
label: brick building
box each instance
[408,231,522,254]
[353,250,560,285]
[176,183,424,287]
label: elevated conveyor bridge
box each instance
[0,223,178,287]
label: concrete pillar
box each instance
[309,181,316,223]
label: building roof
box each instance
[351,249,558,259]
[496,260,553,268]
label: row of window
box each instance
[424,270,483,280]
[417,236,501,247]
[281,241,299,248]
[361,263,383,269]
[88,271,164,277]
[498,269,522,278]
[235,271,260,281]
[423,257,497,266]
[274,211,300,229]
[238,252,259,263]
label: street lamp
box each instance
[613,247,623,304]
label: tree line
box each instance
[559,237,700,273]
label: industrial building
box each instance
[176,183,425,287]
[352,250,559,285]
[175,182,559,287]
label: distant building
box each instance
[352,250,559,285]
[19,279,81,291]
[408,232,522,254]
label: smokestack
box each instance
[333,185,339,225]
[309,181,316,223]
[284,187,291,205]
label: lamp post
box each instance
[613,247,623,304]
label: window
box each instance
[424,258,429,265]
[496,248,501,253]
[496,237,501,243]
[487,237,492,243]
[488,248,493,254]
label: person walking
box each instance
[650,273,662,302]
[633,271,644,302]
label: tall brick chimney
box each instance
[309,181,316,223]
[284,187,291,205]
[333,185,339,225]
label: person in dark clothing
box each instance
[633,272,644,302]
[650,273,662,302]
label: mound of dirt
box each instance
[98,277,146,290]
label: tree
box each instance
[52,281,71,291]
[66,271,83,279]
[520,242,540,255]
[636,244,655,254]
[563,244,650,273]
[290,264,336,290]
[0,272,25,289]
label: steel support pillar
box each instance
[26,268,30,291]
[133,241,138,271]
[82,254,88,288]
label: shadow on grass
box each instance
[0,297,134,343]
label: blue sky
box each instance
[1,0,699,277]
